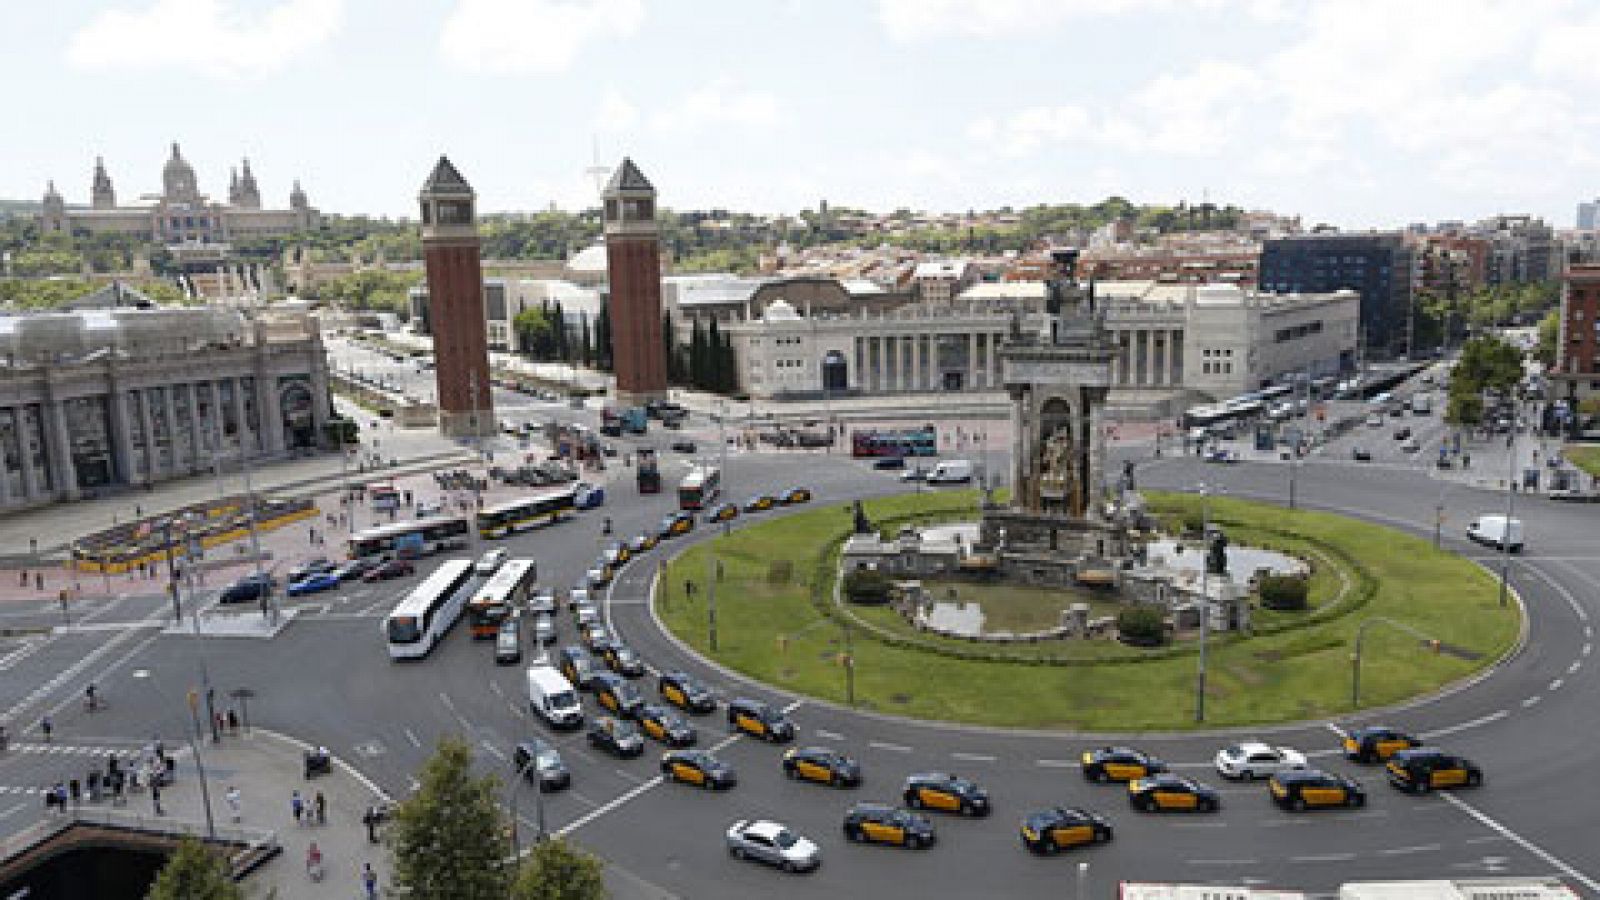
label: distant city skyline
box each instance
[5,0,1600,228]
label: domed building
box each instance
[37,143,319,243]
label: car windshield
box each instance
[549,690,577,709]
[773,829,797,849]
[536,751,561,769]
[948,777,975,792]
[1222,745,1245,757]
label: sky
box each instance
[4,0,1599,228]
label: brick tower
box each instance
[603,158,668,406]
[419,156,495,437]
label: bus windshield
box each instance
[387,615,421,643]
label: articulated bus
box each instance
[677,466,722,511]
[851,426,937,458]
[467,558,537,639]
[349,516,471,561]
[384,559,475,660]
[475,485,578,539]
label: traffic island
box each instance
[653,491,1522,730]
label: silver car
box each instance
[532,613,557,646]
[725,819,821,873]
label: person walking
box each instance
[314,790,326,825]
[362,862,379,899]
[291,789,304,825]
[68,778,80,807]
[40,716,52,743]
[151,780,164,816]
[226,785,241,822]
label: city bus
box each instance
[850,426,937,458]
[348,516,471,562]
[467,558,537,639]
[677,466,721,511]
[475,485,578,539]
[384,559,475,660]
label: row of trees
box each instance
[146,736,607,900]
[304,268,423,314]
[511,300,615,372]
[674,313,738,394]
[1444,335,1526,426]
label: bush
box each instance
[1117,605,1167,647]
[1259,574,1310,611]
[843,568,893,604]
[767,559,793,584]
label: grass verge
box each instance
[1566,444,1600,480]
[654,492,1521,730]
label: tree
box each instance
[551,300,568,361]
[579,313,593,367]
[388,736,513,900]
[514,307,554,359]
[1258,574,1309,611]
[842,568,893,604]
[1116,605,1167,647]
[510,837,609,900]
[1445,390,1484,427]
[689,317,707,389]
[145,838,242,900]
[706,318,725,393]
[1535,308,1560,367]
[1450,335,1523,400]
[594,300,613,372]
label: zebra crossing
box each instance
[8,742,135,757]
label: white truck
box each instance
[1338,878,1578,900]
[1466,514,1524,553]
[925,459,975,485]
[526,664,584,730]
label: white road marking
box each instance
[1583,643,1593,657]
[1324,722,1349,738]
[1035,759,1076,768]
[489,681,505,699]
[869,741,912,753]
[1570,660,1583,674]
[1586,626,1595,640]
[1421,709,1508,740]
[0,802,28,821]
[1291,853,1356,863]
[403,729,421,749]
[1549,678,1564,691]
[1172,821,1229,829]
[951,752,996,763]
[1440,792,1600,893]
[1380,843,1441,856]
[1522,696,1541,708]
[1188,858,1258,865]
[480,742,507,762]
[815,730,845,741]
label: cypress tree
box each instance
[707,317,724,393]
[579,312,592,367]
[595,300,613,372]
[690,317,706,389]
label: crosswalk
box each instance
[8,742,134,757]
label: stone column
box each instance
[258,372,284,455]
[1136,330,1149,386]
[886,336,898,392]
[910,334,922,391]
[138,389,159,479]
[967,331,978,391]
[1171,329,1184,385]
[164,385,181,469]
[44,397,78,498]
[1116,332,1131,386]
[108,388,136,485]
[988,333,999,386]
[1009,386,1030,509]
[232,376,252,455]
[18,408,43,501]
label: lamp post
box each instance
[508,752,547,856]
[1351,617,1441,706]
[132,668,216,839]
[1499,414,1516,609]
[1195,484,1212,724]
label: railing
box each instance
[0,806,278,876]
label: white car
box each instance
[725,819,821,873]
[1213,742,1307,780]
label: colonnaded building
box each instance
[0,297,331,512]
[37,143,319,241]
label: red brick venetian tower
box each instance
[603,158,668,406]
[419,156,495,437]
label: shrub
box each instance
[767,559,793,584]
[1259,574,1310,611]
[1117,604,1167,647]
[843,568,893,604]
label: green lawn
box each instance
[655,492,1521,730]
[1566,444,1600,479]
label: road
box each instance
[2,364,1597,896]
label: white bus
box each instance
[677,466,721,511]
[467,558,537,639]
[349,516,471,561]
[475,485,578,539]
[385,559,475,660]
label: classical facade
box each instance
[418,156,495,437]
[603,158,668,406]
[38,144,318,241]
[0,307,330,512]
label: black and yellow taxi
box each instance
[580,623,611,651]
[744,494,777,513]
[604,542,631,566]
[1342,725,1422,763]
[1019,807,1112,855]
[727,697,797,742]
[781,746,862,788]
[586,715,645,758]
[842,803,935,849]
[780,487,812,505]
[707,502,740,524]
[659,671,718,714]
[1386,747,1483,793]
[630,532,660,554]
[590,672,645,719]
[902,773,991,817]
[557,644,597,689]
[661,749,737,790]
[658,512,695,539]
[1268,769,1366,811]
[1080,746,1167,783]
[635,703,696,747]
[1127,774,1221,813]
[601,641,646,678]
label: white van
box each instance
[926,459,975,485]
[526,665,584,729]
[1466,514,1524,553]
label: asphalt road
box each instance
[3,377,1598,896]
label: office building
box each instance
[1259,233,1415,359]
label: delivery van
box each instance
[527,665,584,730]
[926,459,975,485]
[1466,514,1523,553]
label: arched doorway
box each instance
[279,380,316,449]
[821,350,848,392]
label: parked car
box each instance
[872,456,907,471]
[286,572,340,597]
[494,618,522,665]
[333,558,377,582]
[725,820,821,873]
[287,558,336,582]
[219,573,275,604]
[362,559,415,582]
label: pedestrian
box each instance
[315,790,326,825]
[151,781,164,816]
[69,778,80,806]
[291,789,304,825]
[226,785,241,822]
[362,806,379,843]
[87,771,100,803]
[40,716,52,743]
[362,862,378,899]
[226,709,239,733]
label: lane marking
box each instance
[815,730,845,741]
[1035,759,1075,768]
[1421,709,1508,740]
[1291,853,1356,863]
[951,752,996,763]
[1324,722,1349,739]
[1570,661,1583,674]
[1583,644,1593,657]
[1522,696,1541,708]
[1380,843,1441,856]
[403,729,421,749]
[0,802,28,821]
[869,741,911,753]
[1439,792,1600,893]
[1548,678,1564,691]
[480,741,508,763]
[1189,858,1258,865]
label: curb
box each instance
[250,727,395,806]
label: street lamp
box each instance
[1498,410,1517,609]
[1194,483,1213,724]
[131,668,216,839]
[1351,617,1442,706]
[508,751,548,856]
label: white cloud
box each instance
[649,79,781,135]
[878,0,1227,41]
[440,0,643,74]
[593,90,639,132]
[65,0,343,79]
[968,105,1096,156]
